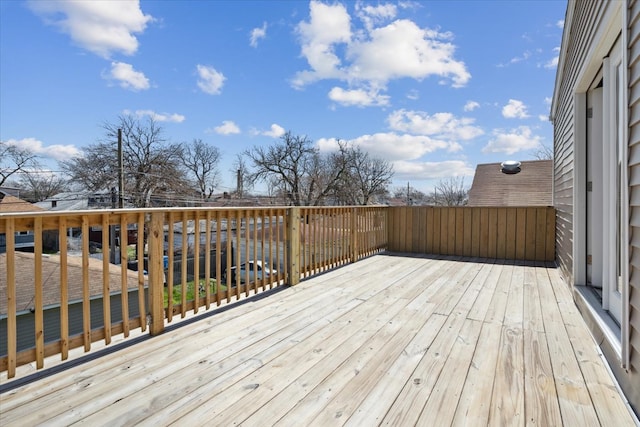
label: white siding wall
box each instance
[625,0,640,401]
[555,0,640,414]
[554,0,602,283]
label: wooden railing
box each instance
[0,206,387,377]
[387,206,555,262]
[0,205,555,378]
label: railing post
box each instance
[287,207,300,286]
[148,211,165,335]
[351,207,358,263]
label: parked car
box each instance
[223,260,276,284]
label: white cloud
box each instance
[196,65,226,95]
[293,1,351,87]
[28,0,153,58]
[482,126,543,155]
[538,114,549,122]
[498,51,531,67]
[318,133,450,161]
[544,97,552,106]
[392,160,475,179]
[124,109,185,123]
[556,20,564,29]
[387,110,483,141]
[347,19,469,87]
[328,87,390,107]
[250,22,267,47]
[261,124,286,138]
[406,89,419,100]
[293,1,470,100]
[502,99,529,119]
[4,137,80,161]
[213,121,240,135]
[356,2,397,31]
[105,61,150,91]
[463,101,479,112]
[544,47,560,69]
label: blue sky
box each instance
[0,0,565,195]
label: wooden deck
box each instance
[0,254,635,426]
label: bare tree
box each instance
[231,153,252,198]
[180,139,221,200]
[18,170,68,202]
[0,141,39,187]
[393,185,428,206]
[532,143,553,160]
[246,131,349,206]
[337,146,393,205]
[432,177,468,206]
[61,115,189,207]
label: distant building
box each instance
[35,190,114,211]
[467,160,552,207]
[0,190,44,253]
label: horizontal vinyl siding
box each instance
[626,0,640,405]
[554,0,603,282]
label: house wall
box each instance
[554,0,640,415]
[0,289,147,356]
[554,0,603,283]
[626,0,640,406]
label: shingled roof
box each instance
[467,160,552,207]
[0,252,145,315]
[0,191,43,213]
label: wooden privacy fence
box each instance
[0,206,387,378]
[387,206,555,262]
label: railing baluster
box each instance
[137,213,146,331]
[276,209,282,284]
[167,213,175,321]
[205,211,212,309]
[181,211,188,318]
[101,213,111,345]
[215,210,222,306]
[33,218,45,369]
[120,214,130,337]
[148,212,165,336]
[225,211,232,303]
[193,212,200,313]
[282,208,288,284]
[81,215,91,351]
[287,207,300,286]
[6,218,17,378]
[259,210,264,291]
[59,217,69,359]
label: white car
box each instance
[223,260,276,284]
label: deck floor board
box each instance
[0,254,635,426]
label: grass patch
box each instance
[164,279,226,306]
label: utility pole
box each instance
[118,128,124,208]
[110,187,117,264]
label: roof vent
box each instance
[501,160,521,174]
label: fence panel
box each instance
[387,206,555,262]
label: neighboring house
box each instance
[0,190,44,253]
[35,190,113,211]
[550,0,639,415]
[0,251,147,355]
[467,160,553,207]
[35,191,138,249]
